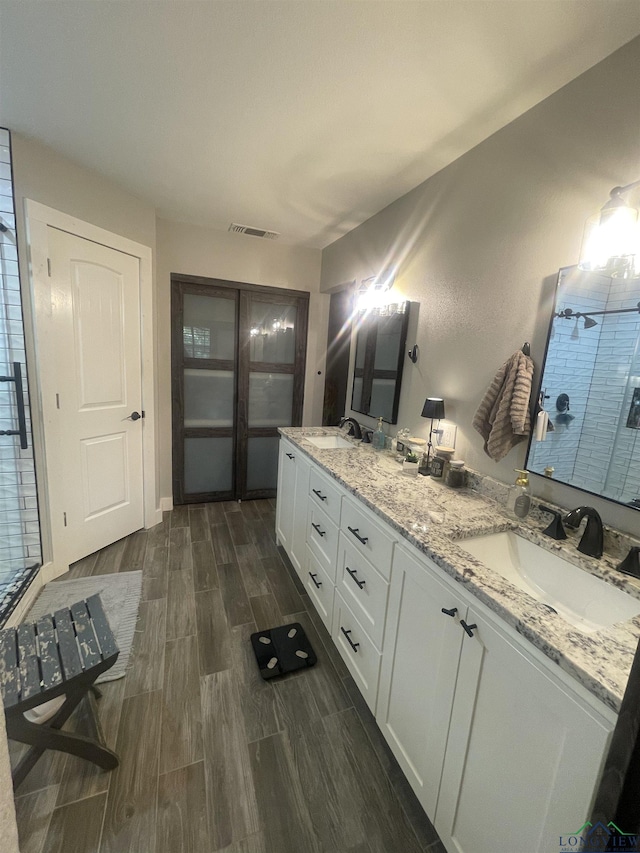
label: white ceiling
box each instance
[1,1,639,248]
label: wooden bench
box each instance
[0,593,120,789]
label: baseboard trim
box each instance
[160,496,173,512]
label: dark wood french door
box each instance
[171,275,309,504]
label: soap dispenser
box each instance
[373,417,386,451]
[507,470,531,519]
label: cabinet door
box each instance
[333,591,382,712]
[376,544,467,818]
[275,439,309,577]
[275,440,297,553]
[436,608,614,853]
[307,502,339,582]
[290,453,310,576]
[304,548,335,631]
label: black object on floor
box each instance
[250,622,317,680]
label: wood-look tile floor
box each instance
[11,500,446,853]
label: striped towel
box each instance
[473,350,534,462]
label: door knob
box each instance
[128,411,142,421]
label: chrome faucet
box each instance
[339,417,362,440]
[563,506,604,558]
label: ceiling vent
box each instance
[228,223,280,240]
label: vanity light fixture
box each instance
[356,271,406,314]
[420,397,445,475]
[580,179,640,276]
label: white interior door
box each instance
[48,227,144,564]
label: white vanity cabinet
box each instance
[378,543,614,853]
[275,438,310,576]
[276,438,616,853]
[435,604,613,853]
[376,542,469,817]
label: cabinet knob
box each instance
[311,522,326,537]
[312,488,327,501]
[441,607,458,617]
[460,620,478,638]
[309,572,322,589]
[286,453,295,460]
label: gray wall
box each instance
[155,217,325,502]
[320,36,640,535]
[10,133,158,561]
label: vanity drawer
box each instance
[306,502,339,582]
[309,467,343,525]
[340,495,395,580]
[337,534,389,650]
[304,548,335,632]
[332,591,382,713]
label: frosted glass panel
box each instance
[248,372,293,427]
[184,369,234,427]
[352,377,363,411]
[249,302,296,364]
[374,315,403,370]
[184,437,233,493]
[355,332,366,369]
[247,437,280,491]
[370,379,396,422]
[183,294,235,360]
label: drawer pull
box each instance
[346,566,366,589]
[286,453,295,460]
[340,626,360,652]
[311,522,326,537]
[312,488,327,502]
[347,526,369,545]
[460,620,478,638]
[309,572,322,589]
[441,607,458,617]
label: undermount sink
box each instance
[305,435,354,450]
[458,531,640,633]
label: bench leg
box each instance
[8,685,119,790]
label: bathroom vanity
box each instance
[275,427,640,853]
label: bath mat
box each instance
[25,571,143,683]
[251,622,317,680]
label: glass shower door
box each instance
[0,127,40,625]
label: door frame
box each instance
[24,200,158,578]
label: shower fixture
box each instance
[554,303,640,329]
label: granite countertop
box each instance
[280,426,640,714]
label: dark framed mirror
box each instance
[526,265,640,509]
[350,304,411,424]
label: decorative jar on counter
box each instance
[446,459,466,488]
[431,446,454,478]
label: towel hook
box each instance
[521,342,531,356]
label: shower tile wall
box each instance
[0,128,41,617]
[575,277,640,501]
[528,277,607,483]
[530,269,640,504]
